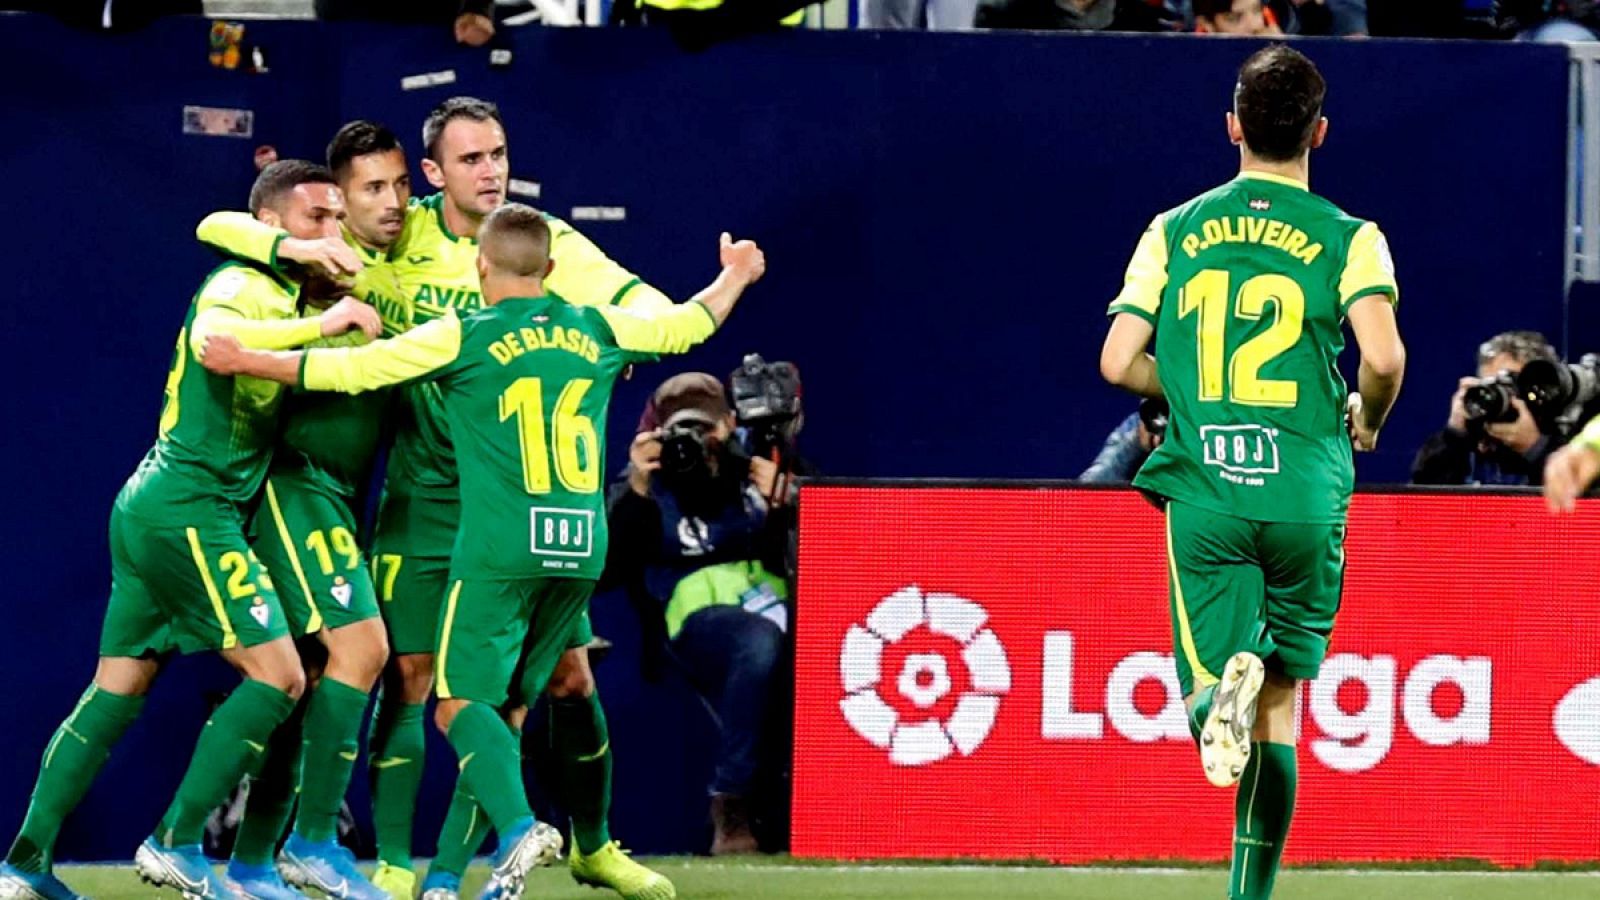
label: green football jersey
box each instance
[1108,172,1398,524]
[195,200,681,503]
[383,194,678,498]
[299,294,720,580]
[133,261,314,508]
[272,252,409,497]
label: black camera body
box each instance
[1463,370,1521,426]
[729,354,802,461]
[658,420,750,498]
[1516,353,1600,436]
[1462,354,1600,438]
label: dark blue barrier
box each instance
[0,14,1571,859]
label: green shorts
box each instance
[1165,500,1345,696]
[435,576,595,707]
[249,472,380,638]
[100,498,290,658]
[372,552,452,656]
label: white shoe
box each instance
[1200,651,1266,788]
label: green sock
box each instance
[157,680,296,847]
[369,696,427,867]
[445,703,531,834]
[5,685,143,873]
[428,777,495,878]
[549,693,612,855]
[292,678,369,844]
[1187,682,1218,743]
[1230,741,1297,900]
[232,698,307,866]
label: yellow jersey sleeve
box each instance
[1574,415,1600,455]
[1339,221,1399,309]
[301,313,463,394]
[197,212,284,268]
[597,302,718,356]
[546,217,669,309]
[189,267,321,354]
[1105,216,1168,324]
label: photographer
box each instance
[604,363,807,855]
[1079,398,1167,484]
[1411,331,1563,486]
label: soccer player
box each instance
[220,123,417,900]
[1544,417,1600,512]
[198,97,695,900]
[195,205,766,900]
[1099,45,1405,899]
[0,161,380,900]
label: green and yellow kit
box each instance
[1106,172,1398,693]
[200,197,674,653]
[295,294,717,705]
[101,260,327,658]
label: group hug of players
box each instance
[0,95,764,900]
[7,44,1600,900]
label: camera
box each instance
[729,354,802,460]
[1463,371,1520,426]
[1515,354,1600,434]
[657,420,750,497]
[1138,397,1169,438]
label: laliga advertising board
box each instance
[791,484,1600,866]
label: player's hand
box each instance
[1348,393,1380,452]
[628,430,662,497]
[278,236,363,280]
[720,232,766,285]
[319,297,382,340]
[198,334,248,376]
[455,12,495,46]
[1544,443,1600,513]
[1485,397,1542,455]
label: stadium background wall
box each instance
[0,14,1574,860]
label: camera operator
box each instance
[604,364,807,855]
[1411,331,1563,486]
[1079,398,1167,483]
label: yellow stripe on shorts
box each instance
[1165,507,1218,688]
[266,480,322,633]
[186,527,238,650]
[435,580,464,699]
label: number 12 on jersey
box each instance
[1178,269,1305,408]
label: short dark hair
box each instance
[248,160,337,216]
[1478,331,1559,368]
[1193,0,1243,18]
[326,120,403,181]
[479,203,551,277]
[422,97,504,162]
[1234,44,1327,162]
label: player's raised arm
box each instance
[197,210,364,279]
[1100,215,1167,399]
[1342,222,1404,451]
[199,313,463,394]
[545,215,675,313]
[598,233,765,356]
[1545,415,1600,512]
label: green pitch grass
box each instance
[51,856,1598,899]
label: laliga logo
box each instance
[839,586,1010,766]
[1555,676,1600,766]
